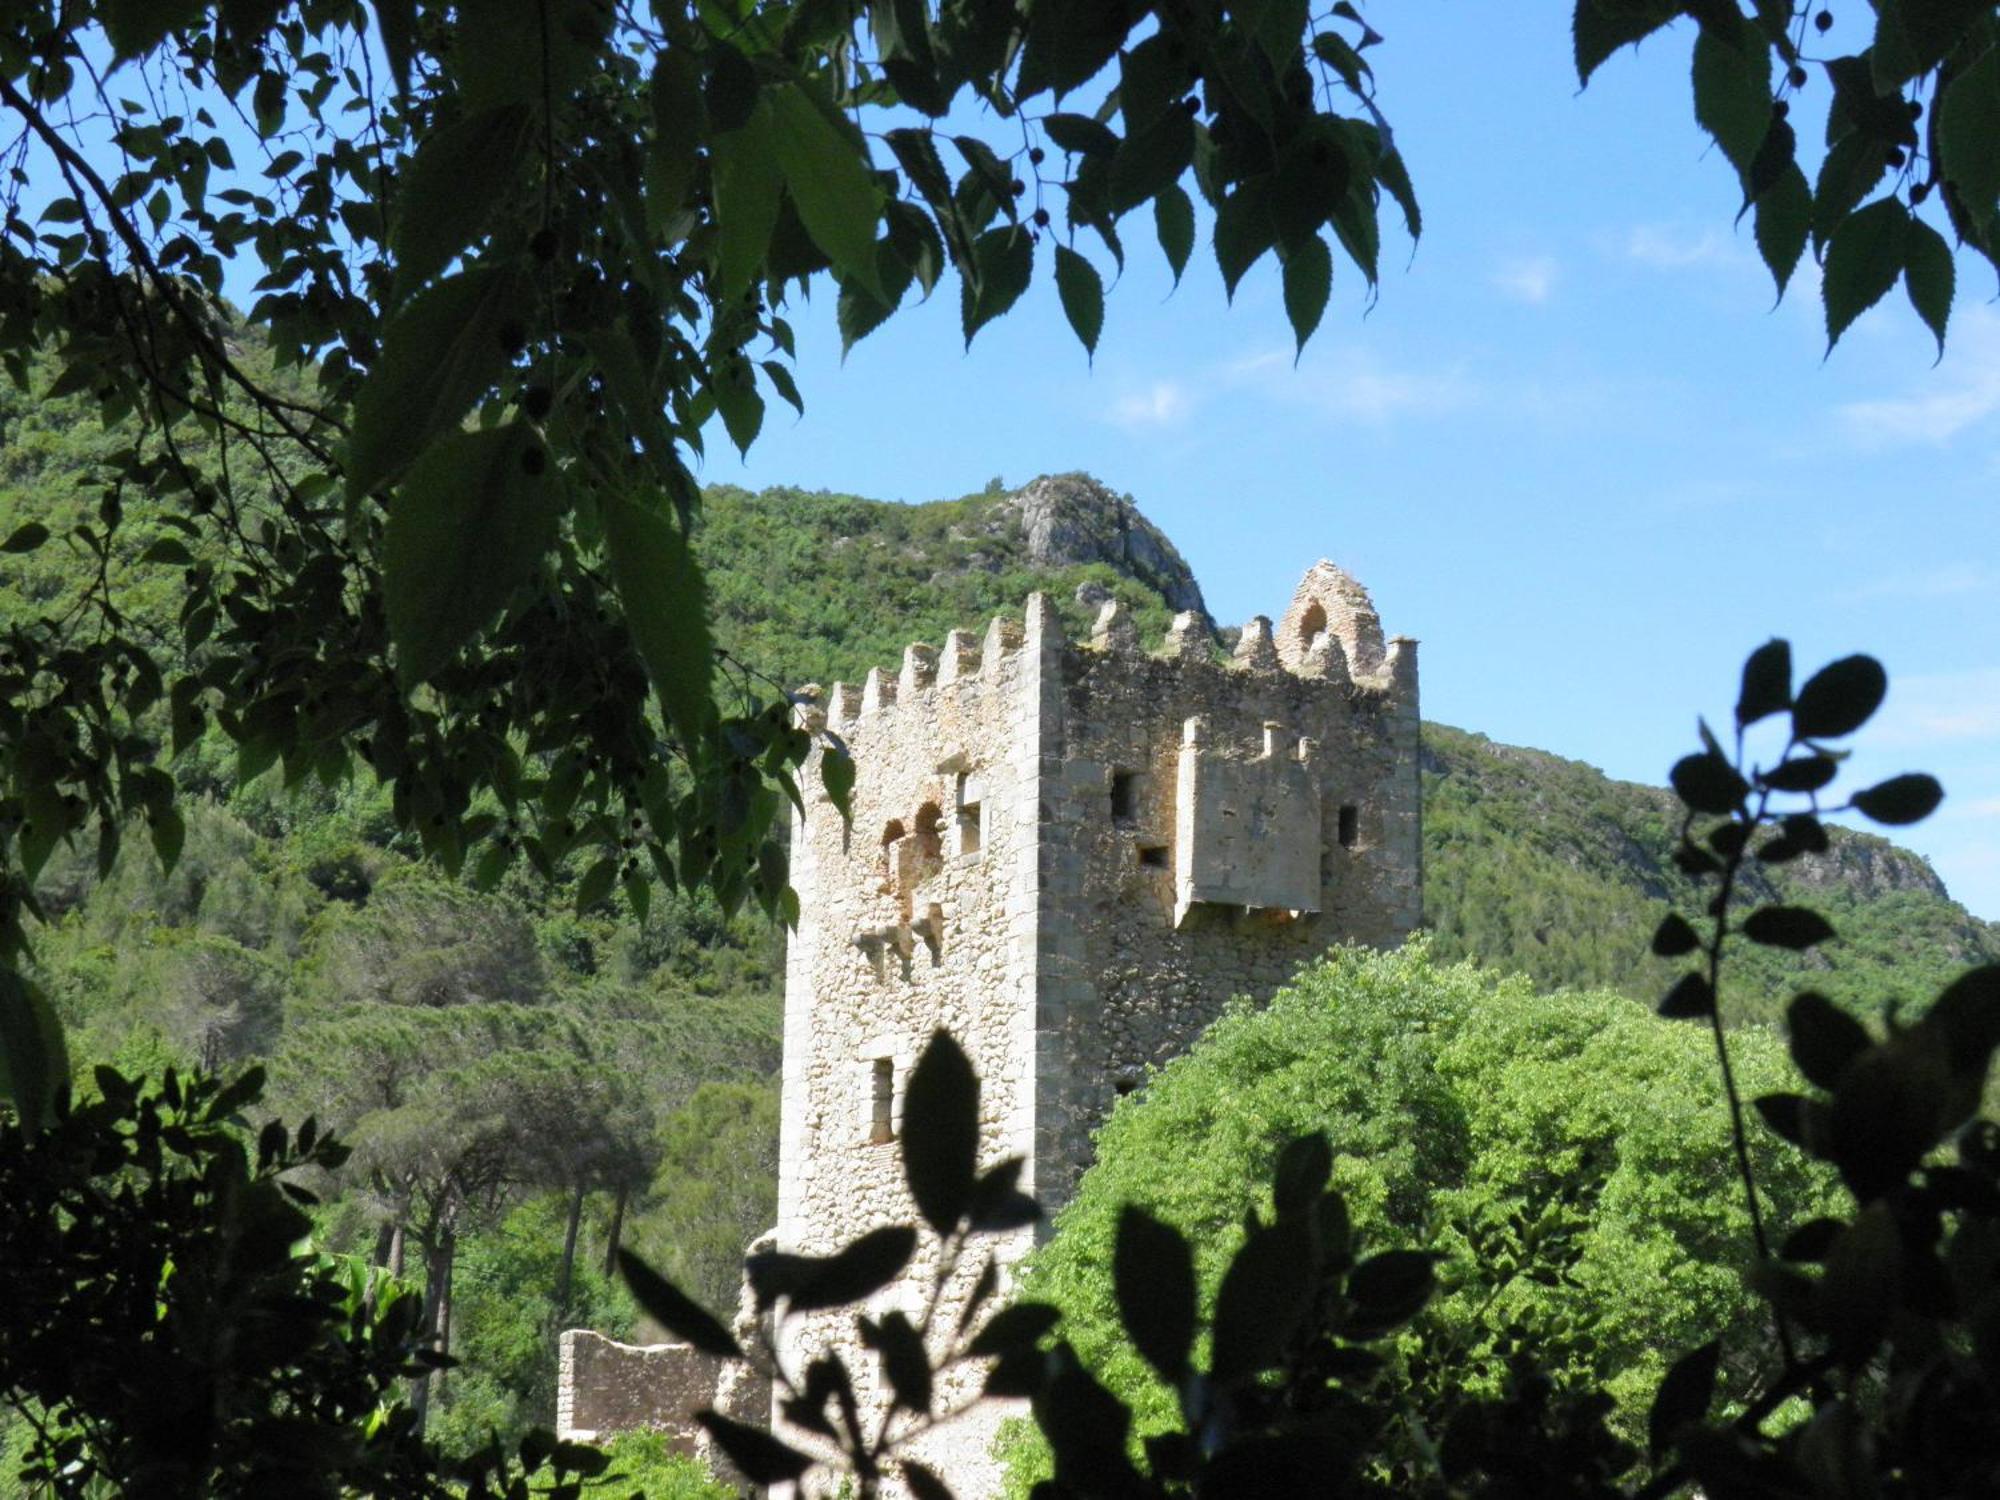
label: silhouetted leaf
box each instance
[712,96,783,299]
[1115,1207,1196,1379]
[1211,1219,1313,1383]
[902,1461,956,1500]
[903,1029,979,1235]
[820,739,856,825]
[0,966,68,1134]
[1273,1133,1333,1218]
[1033,1348,1145,1500]
[1760,755,1837,793]
[961,226,1034,346]
[1154,183,1194,284]
[1780,1216,1844,1262]
[1652,913,1701,957]
[1939,43,2000,243]
[862,1310,931,1412]
[769,81,884,297]
[1903,216,1954,358]
[1,522,49,553]
[1345,1249,1437,1339]
[1793,654,1887,739]
[1692,26,1771,181]
[1753,1092,1817,1150]
[1789,992,1872,1090]
[1820,1203,1899,1367]
[1659,972,1716,1020]
[749,1224,916,1311]
[967,1300,1061,1357]
[1648,1339,1720,1458]
[1743,905,1836,950]
[1736,637,1791,726]
[1670,752,1748,815]
[616,1250,740,1358]
[968,1155,1040,1231]
[695,1411,811,1485]
[1852,773,1943,826]
[1754,163,1811,295]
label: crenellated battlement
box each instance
[809,562,1413,746]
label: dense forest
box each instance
[4,369,1994,1463]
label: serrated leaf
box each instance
[346,263,531,499]
[712,95,783,301]
[1754,162,1811,296]
[820,739,856,825]
[1903,216,1954,358]
[616,1249,741,1358]
[1743,905,1837,950]
[1574,0,1680,85]
[960,226,1033,347]
[769,82,884,299]
[382,424,558,688]
[903,1029,979,1235]
[0,966,69,1135]
[1154,183,1193,284]
[1813,133,1890,254]
[1281,235,1331,356]
[1692,26,1772,181]
[1939,43,2000,242]
[601,493,713,749]
[390,104,533,301]
[648,48,703,224]
[1376,148,1421,238]
[1114,1207,1196,1380]
[1793,653,1887,739]
[1823,197,1910,351]
[1053,244,1103,357]
[1214,181,1275,300]
[1043,113,1121,157]
[575,855,618,915]
[1852,772,1944,825]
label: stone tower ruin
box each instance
[767,560,1422,1489]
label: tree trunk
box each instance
[434,1227,455,1402]
[387,1220,406,1279]
[410,1223,454,1432]
[555,1182,584,1318]
[602,1182,629,1279]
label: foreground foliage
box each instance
[997,944,1835,1495]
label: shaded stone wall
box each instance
[555,1330,723,1450]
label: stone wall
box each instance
[555,1329,722,1450]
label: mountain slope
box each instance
[696,478,1997,1026]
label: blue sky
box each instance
[33,7,1995,919]
[698,6,2000,921]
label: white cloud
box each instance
[1107,380,1195,429]
[1838,307,2000,446]
[1621,224,1738,270]
[1227,347,1480,424]
[1870,667,2000,749]
[1492,256,1558,305]
[1961,797,2000,820]
[1845,563,1997,601]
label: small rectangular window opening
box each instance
[1139,844,1169,869]
[1338,804,1359,848]
[869,1058,894,1144]
[1110,770,1139,823]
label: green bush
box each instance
[593,1432,735,1499]
[1000,942,1834,1493]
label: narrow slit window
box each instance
[1139,843,1169,869]
[1113,1075,1139,1098]
[869,1058,894,1144]
[1110,770,1139,823]
[1338,804,1359,848]
[956,772,982,856]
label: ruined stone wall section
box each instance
[556,1330,721,1450]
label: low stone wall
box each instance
[555,1329,723,1450]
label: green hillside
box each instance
[5,345,1992,1464]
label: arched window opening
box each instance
[1299,600,1328,652]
